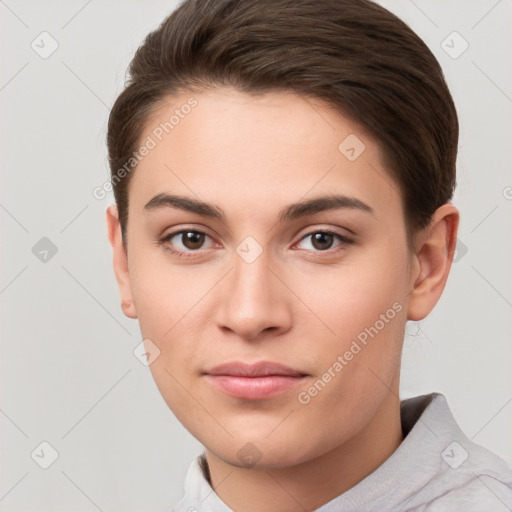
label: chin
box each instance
[209,441,311,470]
[202,425,334,471]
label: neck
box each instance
[204,391,404,512]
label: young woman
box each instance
[106,0,512,510]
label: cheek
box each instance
[127,252,218,403]
[128,248,206,334]
[292,251,408,347]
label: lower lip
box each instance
[205,375,305,400]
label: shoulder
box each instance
[400,393,512,511]
[423,470,512,511]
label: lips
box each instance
[204,361,307,400]
[206,361,306,377]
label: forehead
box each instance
[128,87,403,222]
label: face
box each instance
[115,87,416,468]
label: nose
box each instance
[215,251,293,341]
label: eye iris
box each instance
[311,232,333,250]
[182,231,204,249]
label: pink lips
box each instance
[204,361,307,400]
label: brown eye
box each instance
[310,232,334,250]
[181,231,205,250]
[161,229,214,255]
[296,230,353,253]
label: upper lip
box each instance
[205,361,307,377]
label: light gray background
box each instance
[1,0,511,510]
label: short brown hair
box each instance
[107,0,458,245]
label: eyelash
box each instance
[158,229,354,259]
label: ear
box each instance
[106,205,137,319]
[407,203,459,321]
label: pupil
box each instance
[183,231,204,249]
[312,232,333,250]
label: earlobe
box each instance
[407,204,459,321]
[106,205,138,319]
[121,300,136,318]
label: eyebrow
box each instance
[143,193,374,223]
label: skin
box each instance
[107,87,459,511]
